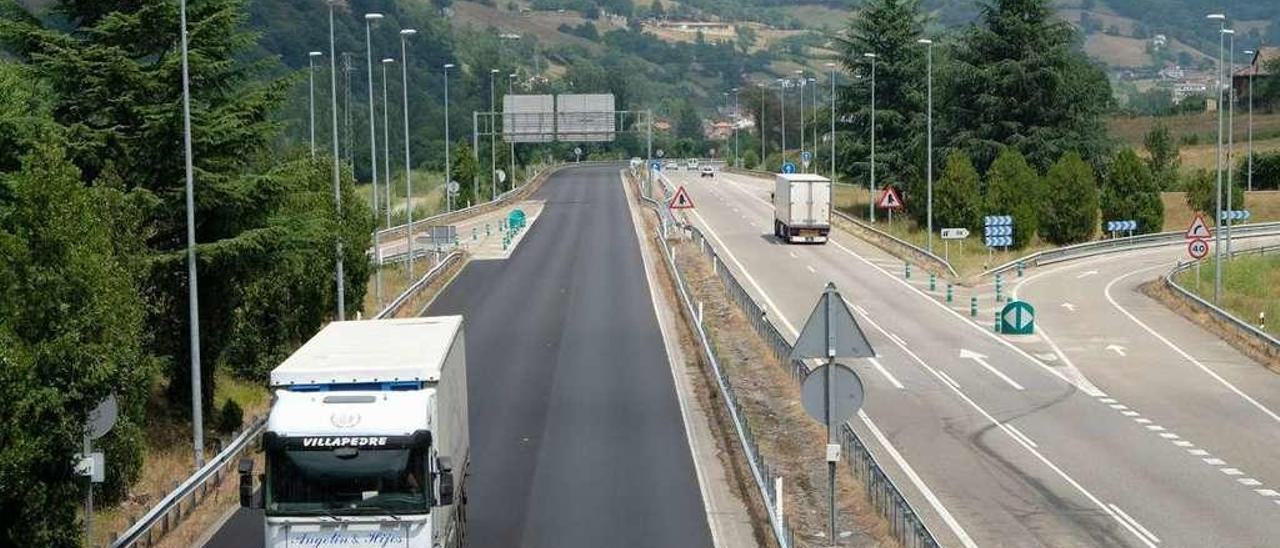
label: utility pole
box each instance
[760,82,766,166]
[1245,49,1255,192]
[1207,13,1226,304]
[866,52,878,222]
[309,51,322,158]
[382,58,393,228]
[399,29,416,276]
[827,62,836,183]
[920,38,934,254]
[329,1,345,321]
[444,63,455,211]
[797,69,805,171]
[733,87,740,168]
[490,69,499,200]
[364,13,383,307]
[509,73,517,188]
[179,0,203,468]
[1226,29,1236,256]
[343,52,354,167]
[779,79,787,165]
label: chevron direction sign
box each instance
[985,236,1013,247]
[984,215,1014,248]
[1106,220,1137,232]
[1219,210,1251,222]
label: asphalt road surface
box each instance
[203,164,712,548]
[666,168,1280,548]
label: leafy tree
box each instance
[675,99,703,141]
[0,143,153,546]
[1144,122,1180,190]
[1041,152,1099,244]
[1184,168,1245,221]
[1236,151,1280,191]
[1103,149,1164,234]
[983,148,1043,248]
[944,0,1113,172]
[451,139,482,207]
[833,0,925,217]
[933,151,983,233]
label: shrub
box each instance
[933,151,983,234]
[1102,148,1164,234]
[217,399,245,434]
[983,149,1043,249]
[1041,152,1099,244]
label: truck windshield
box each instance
[266,442,430,516]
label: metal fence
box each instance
[631,168,938,548]
[111,416,266,548]
[1164,244,1280,358]
[375,250,464,319]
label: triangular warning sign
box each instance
[791,283,875,360]
[1185,213,1212,239]
[876,186,903,210]
[668,186,695,209]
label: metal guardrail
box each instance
[1165,244,1280,356]
[982,222,1280,277]
[375,250,464,319]
[722,168,959,278]
[631,170,939,548]
[111,415,266,548]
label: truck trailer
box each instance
[240,317,469,548]
[773,173,832,244]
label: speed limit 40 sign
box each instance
[1187,237,1209,260]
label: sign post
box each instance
[876,187,903,225]
[940,228,969,263]
[984,215,1014,264]
[801,150,812,171]
[79,395,117,544]
[999,300,1036,335]
[668,186,695,210]
[791,283,874,546]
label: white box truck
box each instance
[773,173,831,244]
[240,317,470,548]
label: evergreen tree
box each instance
[451,139,482,207]
[944,0,1113,173]
[933,151,982,233]
[1183,168,1245,221]
[676,99,703,141]
[1143,122,1180,189]
[1041,152,1099,244]
[1103,149,1164,234]
[983,148,1043,248]
[833,0,925,216]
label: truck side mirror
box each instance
[437,456,455,506]
[238,458,256,508]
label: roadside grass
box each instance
[1177,137,1280,171]
[1161,191,1280,231]
[1173,252,1280,339]
[361,258,438,318]
[1108,111,1280,148]
[355,168,447,225]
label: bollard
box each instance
[946,283,953,303]
[994,308,1001,333]
[1262,312,1267,331]
[486,223,491,236]
[904,262,912,280]
[1016,262,1025,277]
[929,273,936,292]
[995,274,1004,303]
[970,296,978,318]
[472,227,477,241]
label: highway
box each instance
[666,168,1280,547]
[204,164,713,548]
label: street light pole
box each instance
[509,73,517,188]
[865,52,878,222]
[328,0,345,321]
[733,87,740,168]
[1226,29,1236,256]
[364,13,383,307]
[309,51,322,158]
[779,79,786,165]
[382,58,393,228]
[1208,13,1225,304]
[444,63,455,211]
[179,0,203,468]
[826,62,836,183]
[810,76,818,169]
[920,38,934,254]
[796,69,805,171]
[490,68,499,200]
[399,29,416,276]
[759,82,766,166]
[1245,49,1255,192]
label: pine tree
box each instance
[933,151,983,233]
[1041,152,1099,244]
[1144,122,1180,189]
[833,0,926,219]
[984,148,1043,249]
[451,139,482,207]
[1103,149,1164,234]
[945,0,1112,173]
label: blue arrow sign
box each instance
[985,236,1013,247]
[1106,220,1137,232]
[650,160,662,171]
[984,225,1013,237]
[801,150,813,162]
[781,162,797,174]
[1219,210,1251,221]
[984,215,1013,227]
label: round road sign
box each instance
[800,364,864,425]
[1188,237,1209,260]
[446,180,460,194]
[656,149,665,158]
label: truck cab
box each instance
[241,317,469,548]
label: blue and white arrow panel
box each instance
[1106,220,1137,232]
[1219,210,1251,221]
[984,215,1014,248]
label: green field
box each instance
[1174,252,1280,339]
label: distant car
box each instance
[664,160,678,169]
[687,159,700,171]
[700,166,715,178]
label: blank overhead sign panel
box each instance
[503,94,554,143]
[556,93,615,142]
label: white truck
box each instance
[240,317,470,548]
[772,173,831,244]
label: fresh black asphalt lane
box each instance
[202,164,712,547]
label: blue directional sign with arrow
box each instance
[650,160,662,171]
[1219,210,1251,222]
[782,162,797,174]
[1106,220,1137,232]
[984,215,1014,248]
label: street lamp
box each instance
[490,68,499,200]
[732,87,740,168]
[399,29,416,276]
[1244,49,1255,192]
[758,82,767,166]
[796,69,805,170]
[1207,13,1225,303]
[382,59,394,228]
[1225,28,1236,256]
[509,72,517,188]
[444,63,455,211]
[327,0,345,321]
[179,0,204,469]
[919,38,934,253]
[309,51,322,157]
[826,62,837,183]
[865,52,878,222]
[809,77,818,169]
[364,13,383,307]
[778,78,787,165]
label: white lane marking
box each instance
[1110,404,1129,410]
[1239,478,1263,486]
[868,357,906,390]
[852,304,870,316]
[1188,449,1210,456]
[1135,418,1153,424]
[1006,425,1039,448]
[1145,425,1166,431]
[887,332,907,347]
[689,201,975,548]
[806,265,817,274]
[1122,410,1141,417]
[957,349,1026,391]
[1104,266,1280,424]
[1159,433,1180,439]
[937,370,962,389]
[1172,440,1194,447]
[1204,458,1227,465]
[1076,270,1099,279]
[1108,504,1162,545]
[1256,489,1280,497]
[1222,468,1244,476]
[1099,398,1118,404]
[788,251,797,259]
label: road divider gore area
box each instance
[629,168,935,548]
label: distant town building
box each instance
[1233,47,1278,103]
[1152,34,1168,48]
[1158,65,1185,80]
